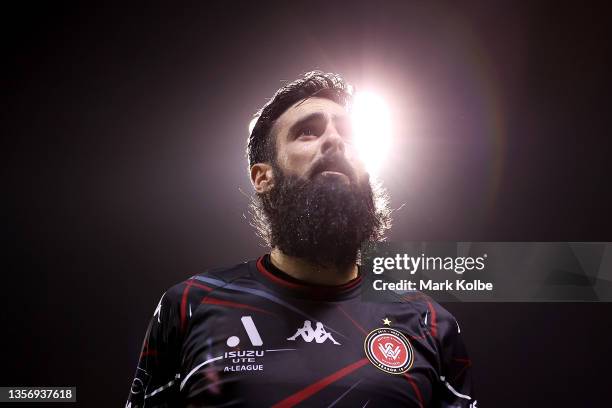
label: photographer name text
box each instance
[372,279,493,291]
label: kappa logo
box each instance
[287,320,341,345]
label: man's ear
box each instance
[250,163,275,193]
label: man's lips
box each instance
[309,155,355,181]
[318,170,351,183]
[320,170,347,177]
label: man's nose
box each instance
[320,124,345,155]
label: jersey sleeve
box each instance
[126,284,184,408]
[432,304,477,408]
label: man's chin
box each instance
[256,162,389,266]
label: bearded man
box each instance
[126,71,476,407]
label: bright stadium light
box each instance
[351,91,392,177]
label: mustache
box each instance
[306,153,357,182]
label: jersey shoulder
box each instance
[191,259,254,286]
[155,259,255,327]
[400,292,461,341]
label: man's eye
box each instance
[298,128,316,137]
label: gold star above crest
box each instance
[382,317,392,326]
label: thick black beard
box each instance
[254,164,391,269]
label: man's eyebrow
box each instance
[288,112,327,135]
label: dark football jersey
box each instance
[126,255,476,407]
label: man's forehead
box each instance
[273,97,348,131]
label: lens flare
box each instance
[351,91,392,177]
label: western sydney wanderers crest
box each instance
[364,327,414,374]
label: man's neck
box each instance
[269,248,358,286]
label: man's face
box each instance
[271,97,368,187]
[250,96,390,268]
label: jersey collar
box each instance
[252,254,362,301]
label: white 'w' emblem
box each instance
[378,342,401,360]
[287,320,341,345]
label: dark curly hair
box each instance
[246,70,353,168]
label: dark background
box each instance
[4,1,611,406]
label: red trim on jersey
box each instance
[201,296,277,316]
[181,279,214,332]
[140,348,158,358]
[336,305,367,335]
[140,341,157,358]
[189,280,215,292]
[426,301,438,338]
[408,333,428,341]
[180,281,192,332]
[453,357,471,363]
[271,358,369,408]
[256,256,362,294]
[452,357,472,382]
[403,373,425,408]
